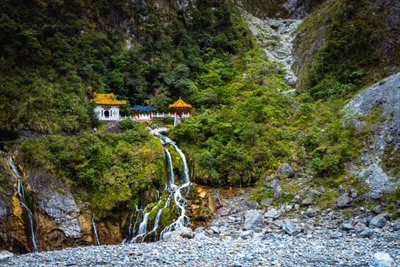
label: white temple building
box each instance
[93,92,126,121]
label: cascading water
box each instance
[7,156,39,252]
[129,132,191,242]
[92,213,101,245]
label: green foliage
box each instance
[362,105,386,126]
[20,130,164,216]
[297,0,399,100]
[0,0,251,134]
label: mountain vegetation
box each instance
[0,0,399,248]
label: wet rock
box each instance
[369,214,388,228]
[243,210,263,230]
[162,231,184,242]
[371,252,396,267]
[282,219,298,236]
[175,227,194,239]
[336,194,352,208]
[276,163,295,178]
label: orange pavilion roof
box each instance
[169,97,192,108]
[93,92,126,105]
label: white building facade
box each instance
[93,93,126,121]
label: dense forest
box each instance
[0,0,399,246]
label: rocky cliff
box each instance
[345,72,400,199]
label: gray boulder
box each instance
[301,198,313,206]
[341,223,354,231]
[264,208,281,219]
[243,210,263,230]
[282,219,298,236]
[371,252,397,267]
[369,214,388,228]
[276,163,295,178]
[336,194,352,208]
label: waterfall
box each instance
[164,147,176,191]
[137,212,150,236]
[157,134,191,239]
[7,156,39,253]
[92,214,100,245]
[128,131,191,242]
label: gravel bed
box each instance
[2,231,399,267]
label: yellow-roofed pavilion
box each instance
[169,97,192,126]
[93,92,126,121]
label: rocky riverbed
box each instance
[1,230,399,266]
[1,189,399,267]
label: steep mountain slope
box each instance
[293,0,400,100]
[0,0,399,254]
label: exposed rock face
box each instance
[345,72,400,199]
[237,0,323,19]
[0,157,124,253]
[28,170,82,238]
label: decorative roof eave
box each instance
[131,105,156,111]
[169,97,192,108]
[93,92,127,105]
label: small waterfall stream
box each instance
[7,156,39,252]
[92,214,101,245]
[129,132,191,242]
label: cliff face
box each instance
[236,0,323,19]
[293,0,400,99]
[345,72,400,199]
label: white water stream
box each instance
[92,214,101,245]
[129,132,191,242]
[7,156,39,252]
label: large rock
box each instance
[345,72,400,198]
[243,210,263,230]
[282,219,298,236]
[28,170,82,238]
[276,163,296,178]
[264,208,281,219]
[371,252,397,267]
[336,194,352,208]
[369,214,388,228]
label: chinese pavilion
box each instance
[169,97,192,126]
[131,105,156,121]
[93,92,126,121]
